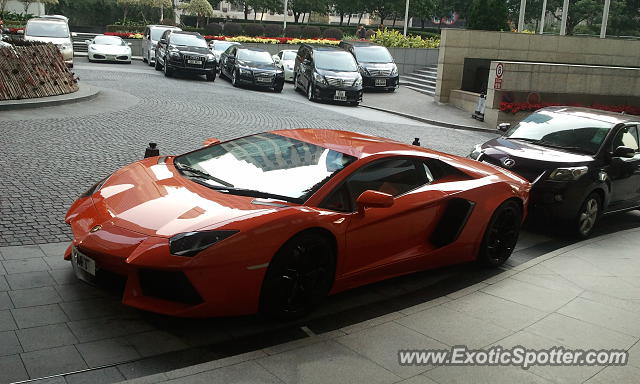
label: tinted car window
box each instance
[237,50,272,63]
[505,110,614,155]
[353,46,393,63]
[612,125,640,151]
[170,34,207,48]
[174,133,356,202]
[314,51,357,71]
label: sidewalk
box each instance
[122,227,640,384]
[361,87,492,132]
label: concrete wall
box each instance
[4,1,45,16]
[435,29,640,103]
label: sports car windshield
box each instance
[174,133,356,202]
[505,110,615,155]
[94,36,125,45]
[315,51,358,71]
[354,46,393,63]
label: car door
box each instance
[142,27,149,59]
[321,157,447,285]
[299,48,313,90]
[607,124,640,208]
[224,46,237,75]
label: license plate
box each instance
[107,55,115,60]
[334,90,346,101]
[375,78,386,87]
[257,77,271,83]
[74,249,96,276]
[188,60,202,65]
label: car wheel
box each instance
[206,72,216,82]
[163,59,172,77]
[575,192,601,239]
[259,232,335,319]
[307,83,315,102]
[293,73,298,90]
[232,70,239,87]
[477,200,522,267]
[142,55,147,63]
[154,59,161,71]
[274,84,283,93]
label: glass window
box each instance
[25,21,69,38]
[353,46,393,63]
[93,36,125,46]
[282,51,296,60]
[314,51,358,72]
[612,125,640,151]
[170,33,207,48]
[237,49,273,63]
[174,133,357,203]
[505,110,615,155]
[152,27,173,41]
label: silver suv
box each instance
[142,25,181,66]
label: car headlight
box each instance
[469,144,483,160]
[390,65,398,76]
[80,175,110,198]
[169,230,239,257]
[286,64,293,70]
[313,72,327,85]
[239,67,252,75]
[548,166,589,181]
[359,66,370,76]
[206,54,215,61]
[353,76,362,87]
[169,50,181,58]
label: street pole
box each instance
[560,0,569,35]
[539,0,547,34]
[283,0,287,31]
[600,0,610,38]
[403,0,410,36]
[518,0,526,32]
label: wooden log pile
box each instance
[0,40,79,101]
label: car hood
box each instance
[316,68,359,79]
[237,60,278,71]
[480,137,594,181]
[172,45,210,55]
[360,62,395,69]
[88,159,279,237]
[90,44,131,54]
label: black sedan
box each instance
[155,31,216,81]
[470,107,640,238]
[219,46,284,92]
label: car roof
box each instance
[540,107,639,125]
[172,31,202,36]
[28,17,66,23]
[238,47,268,52]
[148,25,181,29]
[302,44,343,52]
[272,129,440,159]
[341,40,380,47]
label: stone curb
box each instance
[0,83,100,111]
[360,104,496,133]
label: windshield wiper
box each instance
[207,186,296,203]
[174,163,234,187]
[509,137,541,143]
[509,138,592,155]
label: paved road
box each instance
[0,60,496,247]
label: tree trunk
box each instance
[123,6,128,24]
[160,6,164,22]
[347,14,352,26]
[392,14,397,27]
[261,9,265,22]
[244,5,249,20]
[358,13,363,24]
[421,19,424,29]
[24,1,31,14]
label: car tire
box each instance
[575,192,601,239]
[154,59,161,71]
[142,56,147,63]
[274,84,283,93]
[307,83,315,102]
[293,73,298,91]
[477,200,522,267]
[206,72,216,82]
[163,59,172,77]
[232,70,239,87]
[259,232,336,319]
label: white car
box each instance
[209,40,240,70]
[272,49,296,82]
[24,17,74,67]
[142,25,181,66]
[86,35,132,63]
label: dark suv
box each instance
[339,40,398,92]
[294,44,363,105]
[155,31,216,81]
[470,107,640,238]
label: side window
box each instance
[144,28,149,39]
[277,52,282,59]
[321,158,431,212]
[612,125,640,151]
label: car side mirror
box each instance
[356,190,394,214]
[497,123,511,132]
[72,32,78,37]
[85,40,91,45]
[612,146,635,158]
[202,137,221,147]
[127,42,132,46]
[159,38,167,44]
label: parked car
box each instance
[294,44,363,105]
[209,40,240,67]
[220,46,284,92]
[155,31,216,81]
[142,24,181,66]
[339,40,399,92]
[272,49,297,82]
[64,129,529,318]
[470,106,640,238]
[23,17,74,67]
[85,35,132,64]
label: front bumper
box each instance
[314,82,363,102]
[527,179,594,222]
[362,75,399,90]
[236,72,285,88]
[89,52,131,62]
[167,56,216,74]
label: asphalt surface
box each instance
[0,60,497,247]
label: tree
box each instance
[546,0,607,35]
[333,0,360,25]
[142,0,172,21]
[467,0,509,31]
[117,0,139,23]
[19,0,58,14]
[179,0,214,27]
[411,0,437,29]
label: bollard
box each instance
[412,138,421,146]
[144,142,159,158]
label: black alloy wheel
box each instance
[163,58,172,77]
[206,72,216,82]
[274,84,283,93]
[307,83,315,101]
[259,233,335,319]
[477,200,522,267]
[575,192,601,239]
[232,69,239,87]
[155,58,162,71]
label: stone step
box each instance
[415,68,438,76]
[400,75,435,87]
[404,72,437,82]
[403,85,435,96]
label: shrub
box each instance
[243,23,265,37]
[159,19,177,26]
[264,24,283,37]
[369,29,440,48]
[365,29,376,39]
[300,26,321,38]
[223,22,242,36]
[204,22,222,35]
[284,26,301,38]
[322,27,343,40]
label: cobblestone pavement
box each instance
[0,61,497,247]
